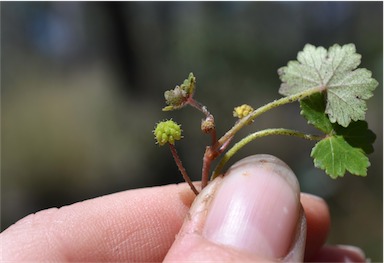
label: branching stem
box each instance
[198,87,324,189]
[215,86,324,151]
[175,86,324,191]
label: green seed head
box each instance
[153,120,182,146]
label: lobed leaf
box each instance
[300,92,333,133]
[279,44,378,127]
[333,120,376,154]
[326,67,377,127]
[300,92,376,178]
[311,136,370,178]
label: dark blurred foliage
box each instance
[1,2,382,260]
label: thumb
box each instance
[164,154,306,262]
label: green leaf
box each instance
[279,43,378,127]
[333,120,376,154]
[300,91,376,153]
[311,135,370,178]
[300,92,333,133]
[301,92,376,177]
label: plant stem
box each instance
[187,97,217,146]
[201,147,213,189]
[187,97,211,117]
[169,144,199,195]
[200,87,322,189]
[200,134,234,188]
[215,86,324,151]
[212,128,324,179]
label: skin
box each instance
[1,155,366,262]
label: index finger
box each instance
[1,183,196,262]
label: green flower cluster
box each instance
[163,73,196,111]
[153,120,182,146]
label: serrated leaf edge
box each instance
[311,136,370,179]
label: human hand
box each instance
[1,155,366,262]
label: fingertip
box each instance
[300,193,331,261]
[309,245,366,262]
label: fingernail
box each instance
[202,154,301,259]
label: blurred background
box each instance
[1,2,382,260]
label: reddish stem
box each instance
[187,97,210,116]
[188,98,217,142]
[187,97,220,189]
[201,135,234,189]
[169,144,199,195]
[210,129,217,146]
[201,147,212,189]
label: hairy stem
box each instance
[169,144,199,195]
[215,87,324,151]
[212,128,324,179]
[187,97,211,117]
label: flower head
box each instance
[233,104,254,119]
[153,120,183,146]
[163,73,196,111]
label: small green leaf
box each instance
[302,92,376,177]
[279,44,378,127]
[300,92,333,133]
[311,135,370,178]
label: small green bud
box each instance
[162,105,175,111]
[233,104,254,119]
[153,120,183,146]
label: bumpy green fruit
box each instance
[153,120,182,146]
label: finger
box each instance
[300,193,331,261]
[1,165,334,262]
[309,245,366,262]
[164,154,306,262]
[0,183,197,262]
